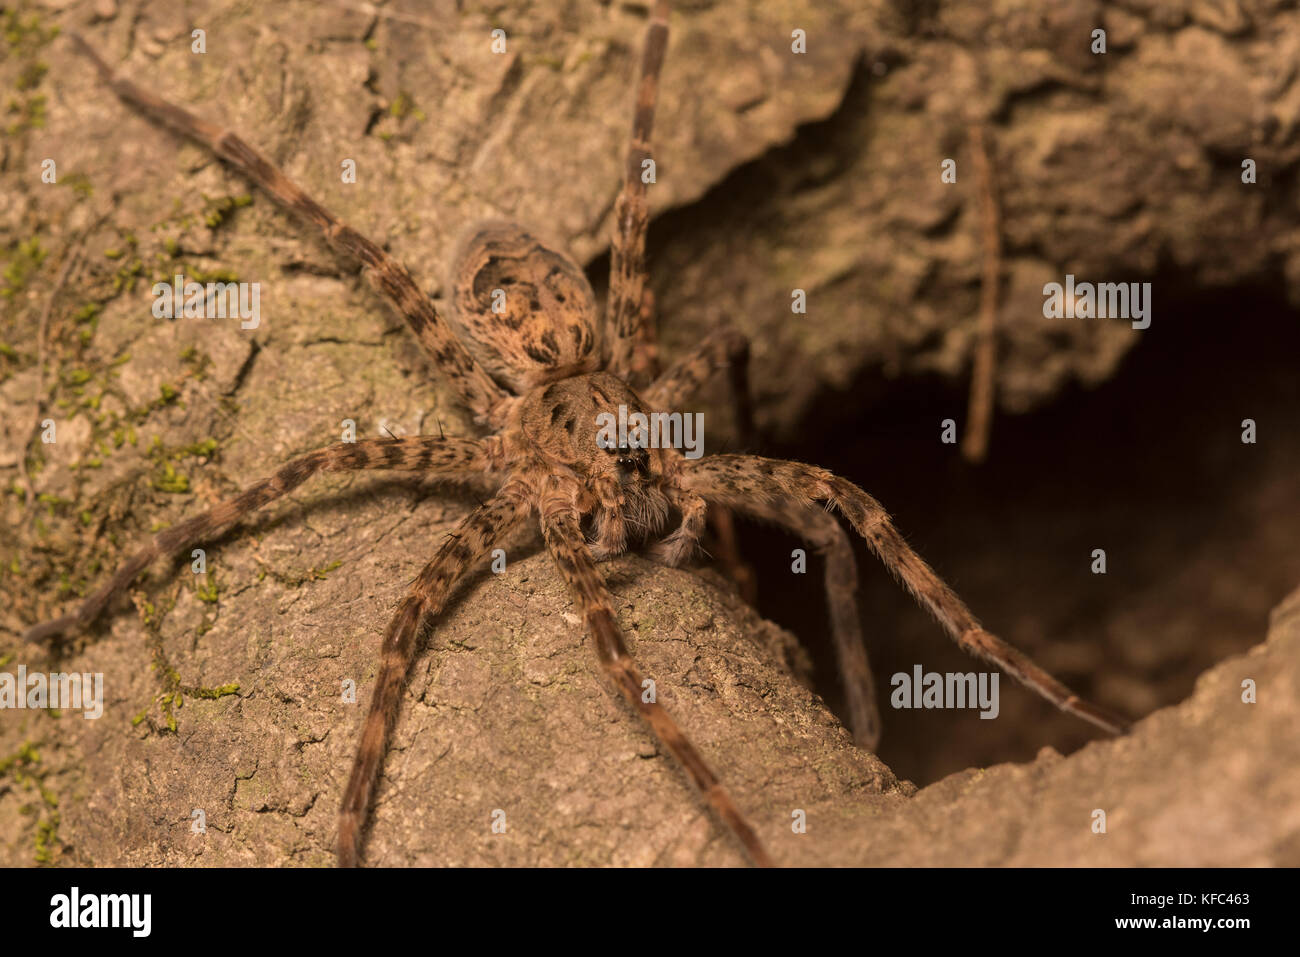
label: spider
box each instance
[27,3,1128,867]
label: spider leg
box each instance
[588,474,628,560]
[538,475,774,867]
[643,325,754,446]
[338,482,531,866]
[680,455,1131,737]
[65,32,508,425]
[606,1,671,384]
[703,506,758,604]
[647,486,707,567]
[656,454,881,746]
[700,493,882,750]
[634,286,660,379]
[22,437,494,644]
[645,325,759,599]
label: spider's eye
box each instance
[615,448,650,476]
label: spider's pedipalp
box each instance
[339,480,533,866]
[21,437,494,645]
[647,487,707,568]
[681,455,1131,738]
[538,475,773,867]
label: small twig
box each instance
[961,121,1002,465]
[21,243,82,511]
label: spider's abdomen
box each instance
[448,222,601,394]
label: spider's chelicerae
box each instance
[29,3,1128,867]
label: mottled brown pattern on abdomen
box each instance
[449,221,602,393]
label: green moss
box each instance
[186,265,239,284]
[200,193,252,229]
[1,236,47,298]
[3,9,60,52]
[309,560,344,580]
[173,437,217,459]
[152,461,190,493]
[179,346,212,379]
[132,590,240,735]
[2,7,56,143]
[62,172,93,198]
[0,742,39,775]
[196,574,219,604]
[147,434,218,488]
[110,257,144,293]
[389,91,412,118]
[0,737,58,864]
[15,60,46,91]
[5,90,46,134]
[34,809,60,863]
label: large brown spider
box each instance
[28,3,1127,867]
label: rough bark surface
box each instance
[4,553,1298,866]
[1,0,1298,865]
[651,0,1300,436]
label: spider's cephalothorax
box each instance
[35,2,1131,868]
[518,370,676,558]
